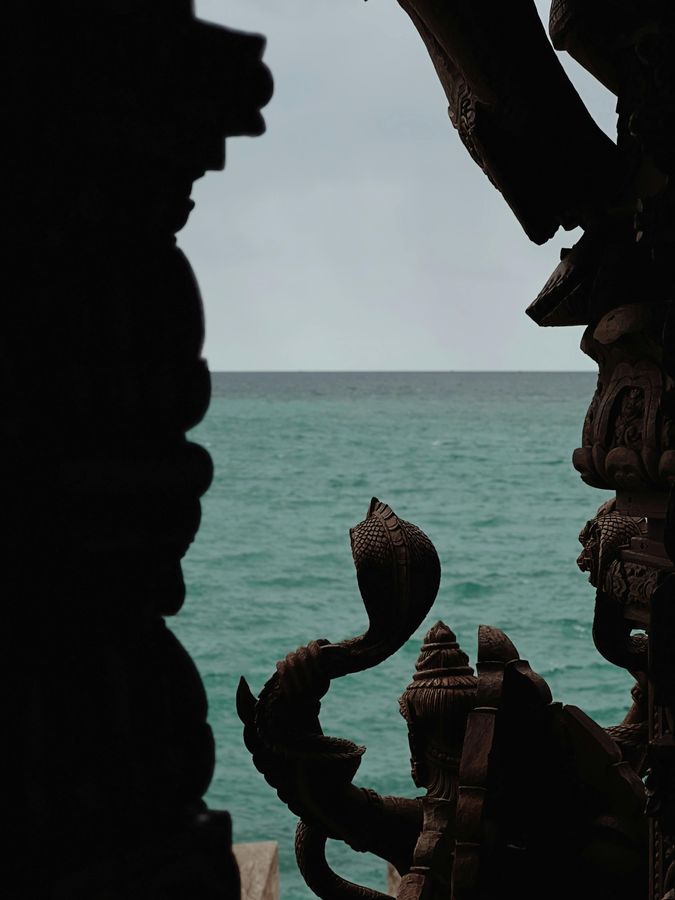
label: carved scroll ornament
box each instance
[572,305,675,491]
[394,0,619,244]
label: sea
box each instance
[173,371,631,899]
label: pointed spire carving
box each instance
[399,621,477,794]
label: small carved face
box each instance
[577,499,643,588]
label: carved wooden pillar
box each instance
[527,5,675,898]
[392,0,675,895]
[4,3,271,896]
[571,307,674,900]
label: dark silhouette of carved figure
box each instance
[386,3,675,898]
[238,499,439,898]
[4,3,271,897]
[240,501,647,900]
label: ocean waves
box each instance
[174,371,623,899]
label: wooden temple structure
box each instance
[4,0,674,898]
[241,3,675,900]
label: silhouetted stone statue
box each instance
[4,3,271,896]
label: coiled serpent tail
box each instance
[296,821,394,900]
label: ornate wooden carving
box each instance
[241,2,675,897]
[397,623,477,900]
[395,0,619,245]
[383,3,675,897]
[238,499,439,900]
[572,312,674,492]
[241,501,649,900]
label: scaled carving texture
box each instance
[4,3,271,897]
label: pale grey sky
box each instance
[180,1,617,371]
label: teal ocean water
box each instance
[174,372,631,899]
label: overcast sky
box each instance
[181,1,617,371]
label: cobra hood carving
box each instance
[237,501,647,900]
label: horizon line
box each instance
[208,369,596,374]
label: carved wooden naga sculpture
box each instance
[239,500,646,900]
[241,2,675,898]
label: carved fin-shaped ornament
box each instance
[502,658,553,709]
[452,625,519,900]
[474,623,520,706]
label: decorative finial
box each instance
[400,621,477,792]
[411,621,474,680]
